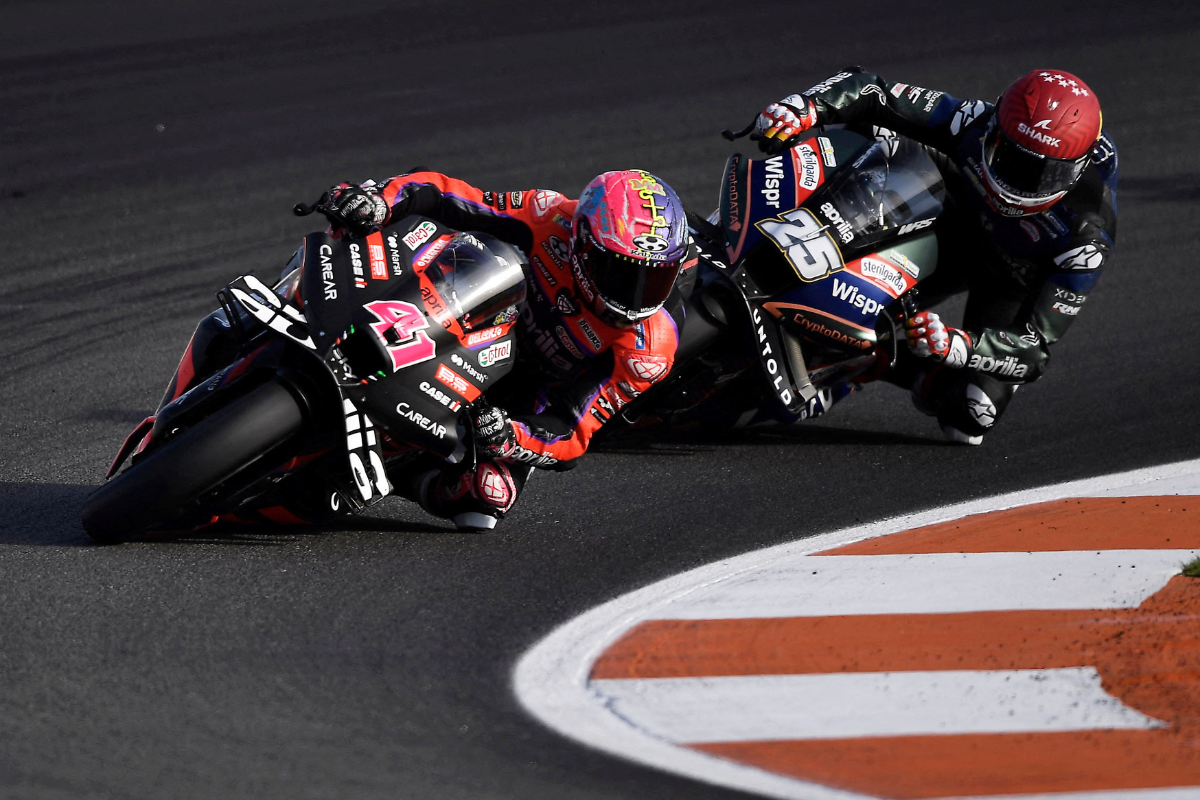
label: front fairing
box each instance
[294,218,527,458]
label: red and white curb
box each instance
[513,459,1200,799]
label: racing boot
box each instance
[911,367,1017,446]
[416,460,532,532]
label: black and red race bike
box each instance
[605,125,949,434]
[82,214,527,543]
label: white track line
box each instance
[591,668,1164,742]
[939,791,1200,800]
[513,458,1200,800]
[648,550,1191,619]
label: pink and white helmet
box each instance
[570,169,688,325]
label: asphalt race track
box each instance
[1,2,1198,798]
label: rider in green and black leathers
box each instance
[751,66,1117,444]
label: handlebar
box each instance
[293,192,342,229]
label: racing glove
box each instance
[754,94,819,154]
[324,183,390,236]
[905,311,972,368]
[471,404,517,460]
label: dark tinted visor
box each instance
[578,228,680,319]
[984,123,1088,199]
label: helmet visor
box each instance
[983,123,1089,202]
[577,227,681,321]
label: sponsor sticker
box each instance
[794,143,822,192]
[532,255,557,286]
[449,352,488,384]
[817,136,837,168]
[626,354,668,382]
[576,317,603,351]
[413,235,453,270]
[435,363,481,402]
[419,379,461,412]
[760,154,787,209]
[394,401,447,439]
[366,232,388,280]
[1053,243,1104,271]
[319,242,337,300]
[819,202,855,243]
[898,218,935,236]
[478,339,512,367]
[403,220,438,250]
[831,277,888,317]
[884,249,921,279]
[546,235,570,269]
[1052,302,1081,315]
[465,325,504,347]
[857,257,907,296]
[532,190,561,217]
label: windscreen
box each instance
[815,138,946,245]
[422,232,527,331]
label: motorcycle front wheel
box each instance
[81,379,306,543]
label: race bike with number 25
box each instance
[82,213,527,542]
[604,125,949,435]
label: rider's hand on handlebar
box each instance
[754,94,818,154]
[471,404,517,460]
[905,311,972,367]
[324,183,390,236]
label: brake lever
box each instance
[721,120,757,141]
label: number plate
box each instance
[756,208,845,282]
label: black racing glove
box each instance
[471,404,516,460]
[324,183,390,236]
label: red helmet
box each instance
[982,70,1102,215]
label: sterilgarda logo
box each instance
[403,221,438,250]
[795,144,821,192]
[858,257,907,296]
[478,339,512,368]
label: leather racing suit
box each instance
[783,67,1118,437]
[372,171,697,522]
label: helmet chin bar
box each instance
[982,161,1067,214]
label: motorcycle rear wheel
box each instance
[81,379,306,543]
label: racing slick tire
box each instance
[81,380,306,543]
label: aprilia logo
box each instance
[968,353,1029,378]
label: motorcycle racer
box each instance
[751,67,1117,444]
[323,169,694,530]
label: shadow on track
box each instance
[0,482,457,546]
[593,423,943,456]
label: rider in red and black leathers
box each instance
[752,67,1117,443]
[324,169,695,529]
